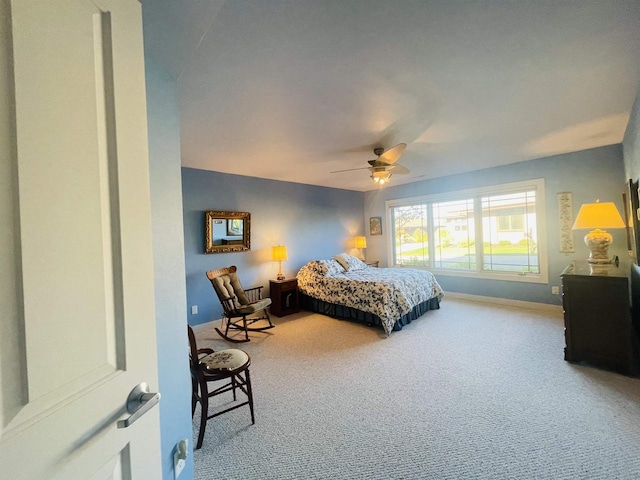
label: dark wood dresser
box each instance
[561,260,639,375]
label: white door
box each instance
[0,1,162,479]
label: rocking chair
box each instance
[206,266,274,342]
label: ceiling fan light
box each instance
[371,170,392,185]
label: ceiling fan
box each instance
[331,143,409,185]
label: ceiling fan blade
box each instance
[378,143,406,165]
[389,164,409,174]
[332,143,408,178]
[367,164,410,174]
[330,166,369,174]
[368,159,391,167]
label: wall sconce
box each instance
[572,200,625,264]
[354,236,367,260]
[272,245,288,280]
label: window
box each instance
[433,198,475,270]
[497,215,524,232]
[386,179,547,283]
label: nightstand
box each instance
[366,260,379,268]
[269,278,299,317]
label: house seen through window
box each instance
[386,179,547,283]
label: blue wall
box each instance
[145,58,194,478]
[182,168,365,325]
[364,144,627,305]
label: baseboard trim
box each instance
[445,292,563,313]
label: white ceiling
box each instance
[142,0,640,192]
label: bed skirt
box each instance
[299,293,441,332]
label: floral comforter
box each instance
[296,259,444,334]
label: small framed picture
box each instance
[370,216,382,236]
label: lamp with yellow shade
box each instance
[272,245,288,280]
[571,200,625,264]
[354,236,367,260]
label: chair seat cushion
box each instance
[201,349,249,372]
[235,298,272,315]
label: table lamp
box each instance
[272,245,288,280]
[354,236,367,260]
[571,200,625,264]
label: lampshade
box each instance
[572,201,625,230]
[272,245,288,261]
[571,200,625,264]
[354,236,367,249]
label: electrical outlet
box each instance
[174,439,188,479]
[191,305,198,315]
[551,286,560,295]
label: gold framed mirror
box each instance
[205,211,251,253]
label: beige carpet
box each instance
[192,299,640,480]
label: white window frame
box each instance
[385,179,548,284]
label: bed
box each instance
[296,254,444,334]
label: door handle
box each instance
[117,383,161,429]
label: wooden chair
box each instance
[188,326,255,449]
[206,266,274,342]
